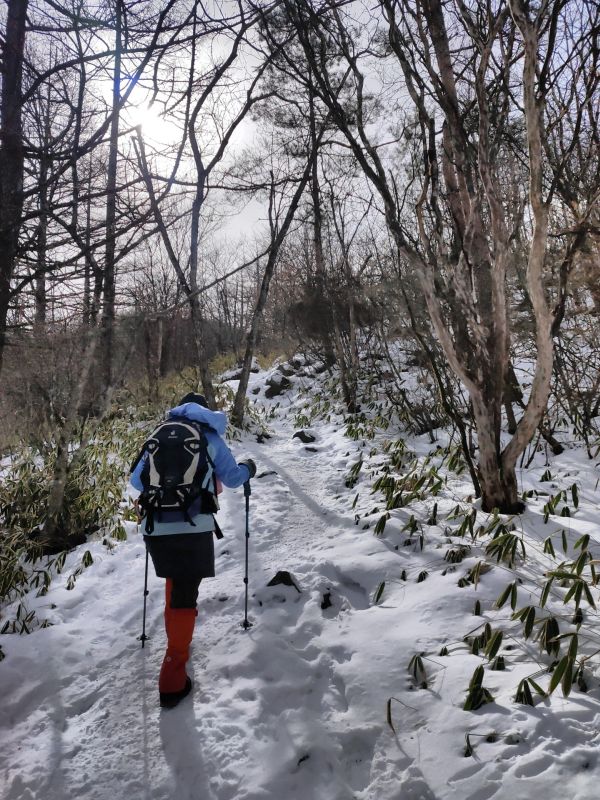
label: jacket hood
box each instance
[167,402,227,436]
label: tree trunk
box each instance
[231,133,325,427]
[35,158,48,326]
[189,187,216,407]
[231,259,278,428]
[286,0,557,513]
[330,308,356,413]
[44,329,100,549]
[501,1,554,483]
[100,0,122,392]
[143,314,163,402]
[190,301,216,407]
[35,81,52,327]
[0,0,28,378]
[471,391,523,513]
[345,272,359,404]
[308,88,336,368]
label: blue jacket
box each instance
[129,402,251,535]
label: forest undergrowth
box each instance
[288,351,600,722]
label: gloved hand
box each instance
[133,498,144,524]
[240,459,257,479]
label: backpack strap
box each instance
[131,416,171,475]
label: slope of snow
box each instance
[2,368,600,799]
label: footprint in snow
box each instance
[396,765,439,800]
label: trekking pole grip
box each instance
[244,480,251,498]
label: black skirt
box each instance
[144,531,215,580]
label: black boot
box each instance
[159,676,192,709]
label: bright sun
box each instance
[131,103,179,145]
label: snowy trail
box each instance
[179,426,391,800]
[4,393,600,799]
[1,421,399,800]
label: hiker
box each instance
[129,392,256,708]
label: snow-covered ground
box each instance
[2,364,600,800]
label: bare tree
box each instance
[0,0,29,376]
[230,133,327,427]
[133,1,280,406]
[278,0,598,512]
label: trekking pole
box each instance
[242,480,253,630]
[139,547,150,648]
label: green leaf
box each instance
[463,683,494,711]
[524,606,536,639]
[540,578,553,608]
[374,513,390,536]
[529,678,547,697]
[575,666,588,692]
[562,659,574,697]
[574,551,588,576]
[563,582,577,605]
[495,582,513,610]
[485,630,503,661]
[583,582,596,608]
[549,656,569,694]
[408,654,426,683]
[539,616,560,656]
[386,698,396,733]
[515,679,534,706]
[427,503,438,525]
[571,483,579,509]
[543,537,556,558]
[469,666,484,691]
[549,570,579,581]
[373,581,385,605]
[568,634,578,661]
[464,734,474,757]
[511,606,530,622]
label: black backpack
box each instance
[131,417,220,536]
